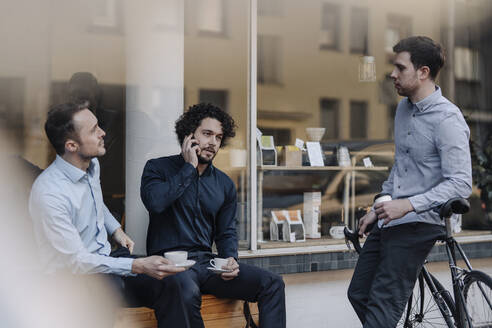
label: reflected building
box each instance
[1,0,491,252]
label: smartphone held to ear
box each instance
[191,134,200,148]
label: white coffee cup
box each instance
[373,194,392,210]
[164,251,188,264]
[374,194,392,204]
[329,225,345,239]
[210,257,229,270]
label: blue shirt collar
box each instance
[55,155,95,183]
[414,86,441,112]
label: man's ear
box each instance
[418,66,431,80]
[65,138,79,153]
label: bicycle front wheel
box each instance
[397,272,454,328]
[463,270,492,328]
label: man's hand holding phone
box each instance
[182,134,200,168]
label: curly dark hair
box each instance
[175,103,236,148]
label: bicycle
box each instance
[344,197,492,327]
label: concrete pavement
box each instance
[283,257,492,327]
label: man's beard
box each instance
[197,149,216,164]
[198,154,214,164]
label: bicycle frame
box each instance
[405,265,455,327]
[444,234,474,327]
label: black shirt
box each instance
[140,154,238,258]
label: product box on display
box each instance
[279,145,302,167]
[282,210,306,242]
[270,210,287,241]
[303,192,321,238]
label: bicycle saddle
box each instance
[439,197,470,219]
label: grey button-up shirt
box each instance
[380,86,472,227]
[29,155,133,275]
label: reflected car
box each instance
[261,141,395,236]
[261,140,490,237]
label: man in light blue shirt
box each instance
[29,102,190,327]
[347,37,472,327]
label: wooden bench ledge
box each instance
[114,294,259,328]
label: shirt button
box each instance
[398,185,401,189]
[406,149,409,153]
[405,168,407,172]
[408,132,411,135]
[412,114,416,117]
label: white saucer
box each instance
[207,266,233,274]
[175,259,196,269]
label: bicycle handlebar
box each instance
[344,197,469,254]
[344,226,363,254]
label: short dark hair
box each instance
[393,36,445,80]
[45,102,87,155]
[175,103,236,148]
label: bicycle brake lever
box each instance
[345,237,352,251]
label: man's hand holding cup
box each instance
[209,257,239,281]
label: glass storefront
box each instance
[256,0,408,247]
[1,0,491,254]
[253,0,492,250]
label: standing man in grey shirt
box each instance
[347,36,472,327]
[29,102,190,327]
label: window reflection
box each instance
[320,98,339,140]
[385,14,412,52]
[184,0,249,249]
[199,89,229,112]
[349,101,367,140]
[258,35,282,84]
[196,0,226,36]
[1,0,492,253]
[350,7,369,55]
[259,0,283,17]
[320,3,341,51]
[256,0,492,248]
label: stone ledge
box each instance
[238,235,492,275]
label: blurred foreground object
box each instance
[0,129,118,328]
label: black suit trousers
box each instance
[108,247,190,328]
[165,251,286,328]
[347,222,446,328]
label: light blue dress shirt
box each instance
[380,86,472,227]
[29,155,134,275]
